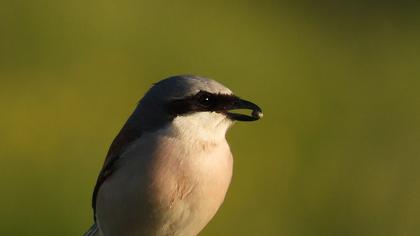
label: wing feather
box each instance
[91,122,143,220]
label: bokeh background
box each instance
[1,1,420,235]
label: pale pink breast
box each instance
[149,136,233,235]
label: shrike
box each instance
[85,75,263,236]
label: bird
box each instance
[85,75,263,236]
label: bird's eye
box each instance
[196,91,215,108]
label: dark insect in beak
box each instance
[224,97,263,121]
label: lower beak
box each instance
[225,98,263,121]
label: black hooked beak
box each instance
[225,97,263,121]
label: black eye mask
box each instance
[167,91,263,121]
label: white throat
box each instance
[169,112,233,142]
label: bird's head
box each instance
[129,75,263,140]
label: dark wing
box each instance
[92,122,143,220]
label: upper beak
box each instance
[225,97,263,121]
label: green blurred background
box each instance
[1,1,420,235]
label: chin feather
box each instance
[170,112,233,142]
